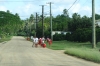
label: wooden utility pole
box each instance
[40,5,45,37]
[35,12,38,37]
[92,0,96,48]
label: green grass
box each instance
[0,36,12,43]
[64,47,100,63]
[46,41,94,50]
[46,41,69,50]
[46,41,100,63]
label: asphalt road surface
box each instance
[0,36,99,66]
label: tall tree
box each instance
[95,14,100,20]
[68,13,92,32]
[6,10,10,13]
[63,9,69,18]
[0,11,23,37]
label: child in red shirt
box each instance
[47,38,52,47]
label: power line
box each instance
[67,0,78,11]
[82,0,89,5]
[70,0,80,11]
[69,0,91,16]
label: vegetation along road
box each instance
[0,36,99,66]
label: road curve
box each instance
[0,36,99,66]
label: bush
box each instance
[66,28,100,43]
[53,33,65,41]
[66,28,92,42]
[66,32,71,41]
[44,29,51,38]
[17,32,26,36]
[96,28,100,43]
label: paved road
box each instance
[0,36,99,66]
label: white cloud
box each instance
[0,0,99,19]
[0,6,7,11]
[67,2,92,17]
[70,4,81,13]
[46,0,75,4]
[79,6,92,17]
[24,4,33,13]
[96,7,100,14]
[14,3,33,14]
[82,6,91,12]
[13,3,41,19]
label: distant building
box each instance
[96,19,100,27]
[52,31,70,35]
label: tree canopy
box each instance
[0,11,23,38]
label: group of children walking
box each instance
[32,36,52,48]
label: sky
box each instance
[0,0,100,19]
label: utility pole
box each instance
[40,5,45,37]
[92,0,96,48]
[47,2,53,40]
[27,19,30,36]
[35,12,38,37]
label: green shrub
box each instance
[66,28,100,44]
[65,32,71,41]
[66,28,92,42]
[17,32,26,36]
[53,33,65,41]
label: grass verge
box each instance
[46,41,100,63]
[0,36,12,43]
[64,47,100,63]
